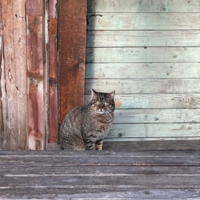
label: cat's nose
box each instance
[98,108,105,113]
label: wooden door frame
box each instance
[55,0,87,143]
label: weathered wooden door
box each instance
[86,0,200,141]
[0,0,87,150]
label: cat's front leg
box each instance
[85,142,96,150]
[95,139,103,150]
[83,135,96,150]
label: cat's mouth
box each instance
[97,110,105,114]
[93,109,112,117]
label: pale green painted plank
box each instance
[114,109,200,123]
[86,63,200,79]
[85,79,200,94]
[104,137,200,141]
[85,94,200,109]
[87,13,200,30]
[88,0,200,13]
[106,124,200,138]
[87,31,200,47]
[87,47,200,63]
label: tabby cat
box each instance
[59,89,115,150]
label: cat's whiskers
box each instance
[105,111,111,117]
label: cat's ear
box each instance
[91,89,98,98]
[109,91,115,99]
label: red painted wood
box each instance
[0,1,3,148]
[48,0,58,143]
[26,0,43,16]
[27,16,43,77]
[26,0,45,150]
[28,81,44,150]
[58,0,87,125]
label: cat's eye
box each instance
[95,102,100,105]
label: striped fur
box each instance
[59,89,115,150]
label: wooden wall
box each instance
[86,0,200,141]
[0,0,58,150]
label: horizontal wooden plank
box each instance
[46,140,200,151]
[2,149,199,156]
[1,159,199,169]
[87,31,200,47]
[113,109,200,123]
[86,63,200,79]
[1,165,200,175]
[103,140,200,151]
[1,174,200,188]
[107,123,200,139]
[87,13,200,30]
[2,154,199,165]
[88,0,200,13]
[85,79,200,94]
[87,47,200,63]
[0,188,200,199]
[85,94,200,109]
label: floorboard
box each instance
[0,140,200,199]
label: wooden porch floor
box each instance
[0,140,200,199]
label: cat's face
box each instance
[90,89,115,115]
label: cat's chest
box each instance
[83,115,110,130]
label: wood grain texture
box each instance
[85,94,200,109]
[87,13,200,30]
[103,140,200,151]
[48,0,58,143]
[86,0,200,141]
[2,1,18,149]
[106,123,200,140]
[0,149,200,198]
[0,2,2,149]
[58,0,87,124]
[26,0,43,15]
[114,109,200,123]
[1,175,200,188]
[26,1,45,150]
[1,188,198,199]
[88,0,200,13]
[87,47,200,63]
[86,63,200,79]
[1,0,27,150]
[85,79,200,94]
[87,31,200,47]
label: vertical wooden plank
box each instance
[1,0,17,149]
[0,1,3,148]
[13,0,27,149]
[48,0,58,143]
[58,0,87,125]
[1,0,27,150]
[26,0,45,150]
